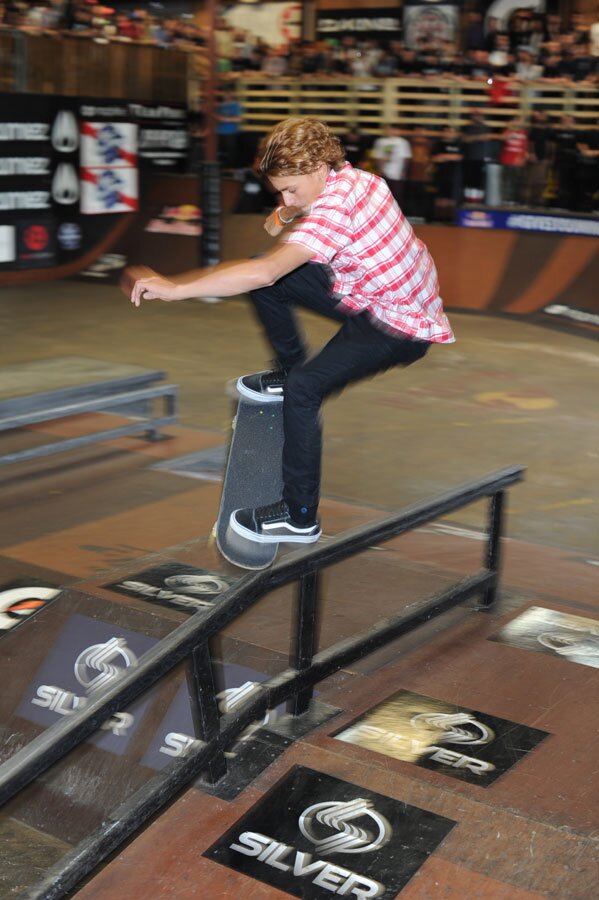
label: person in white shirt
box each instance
[372,124,412,207]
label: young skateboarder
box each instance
[123,116,454,546]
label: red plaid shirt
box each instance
[285,163,454,343]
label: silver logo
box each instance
[299,798,391,855]
[163,574,231,595]
[74,637,137,694]
[410,711,494,746]
[538,630,599,659]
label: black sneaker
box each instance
[237,370,286,402]
[229,500,321,544]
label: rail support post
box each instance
[481,490,505,609]
[188,642,227,783]
[287,569,320,717]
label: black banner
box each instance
[0,94,188,274]
[316,6,401,40]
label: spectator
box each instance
[216,85,243,171]
[541,45,567,80]
[372,48,399,77]
[543,14,563,45]
[431,125,464,217]
[576,123,599,212]
[500,117,529,204]
[488,33,515,75]
[341,124,372,169]
[397,47,422,75]
[406,127,434,220]
[484,17,503,54]
[568,12,589,45]
[463,48,492,80]
[528,15,546,56]
[551,115,580,209]
[464,11,486,52]
[261,46,288,80]
[524,110,551,206]
[508,10,534,54]
[372,123,412,207]
[462,109,494,203]
[439,41,465,76]
[515,47,543,81]
[300,41,324,76]
[564,43,597,83]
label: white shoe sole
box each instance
[237,376,284,403]
[229,513,321,544]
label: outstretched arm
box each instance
[122,239,314,307]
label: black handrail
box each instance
[0,465,524,899]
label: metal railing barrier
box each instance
[0,464,525,899]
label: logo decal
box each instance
[205,766,456,898]
[105,563,238,614]
[74,637,138,693]
[335,690,548,786]
[0,583,61,632]
[299,798,391,855]
[491,606,599,669]
[410,711,494,746]
[19,613,156,756]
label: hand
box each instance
[122,266,178,307]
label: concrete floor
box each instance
[0,217,598,899]
[2,267,597,556]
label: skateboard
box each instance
[215,386,284,570]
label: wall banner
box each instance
[0,94,188,273]
[457,207,599,238]
[317,8,401,36]
[403,0,460,49]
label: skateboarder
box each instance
[123,116,454,547]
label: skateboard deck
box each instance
[216,388,284,570]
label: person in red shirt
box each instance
[122,117,454,545]
[500,117,529,204]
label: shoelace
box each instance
[255,500,288,521]
[262,370,286,388]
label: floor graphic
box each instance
[0,579,62,634]
[334,689,549,786]
[490,606,599,669]
[204,765,456,899]
[104,562,239,614]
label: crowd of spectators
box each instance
[1,3,598,87]
[233,111,598,221]
[0,0,208,47]
[335,113,599,220]
[216,10,598,88]
[2,2,597,216]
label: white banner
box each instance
[403,6,459,49]
[223,2,302,47]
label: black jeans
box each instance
[250,263,430,518]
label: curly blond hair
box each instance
[258,117,345,177]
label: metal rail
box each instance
[0,464,525,898]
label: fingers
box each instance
[121,266,163,307]
[131,279,156,307]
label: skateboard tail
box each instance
[217,523,276,571]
